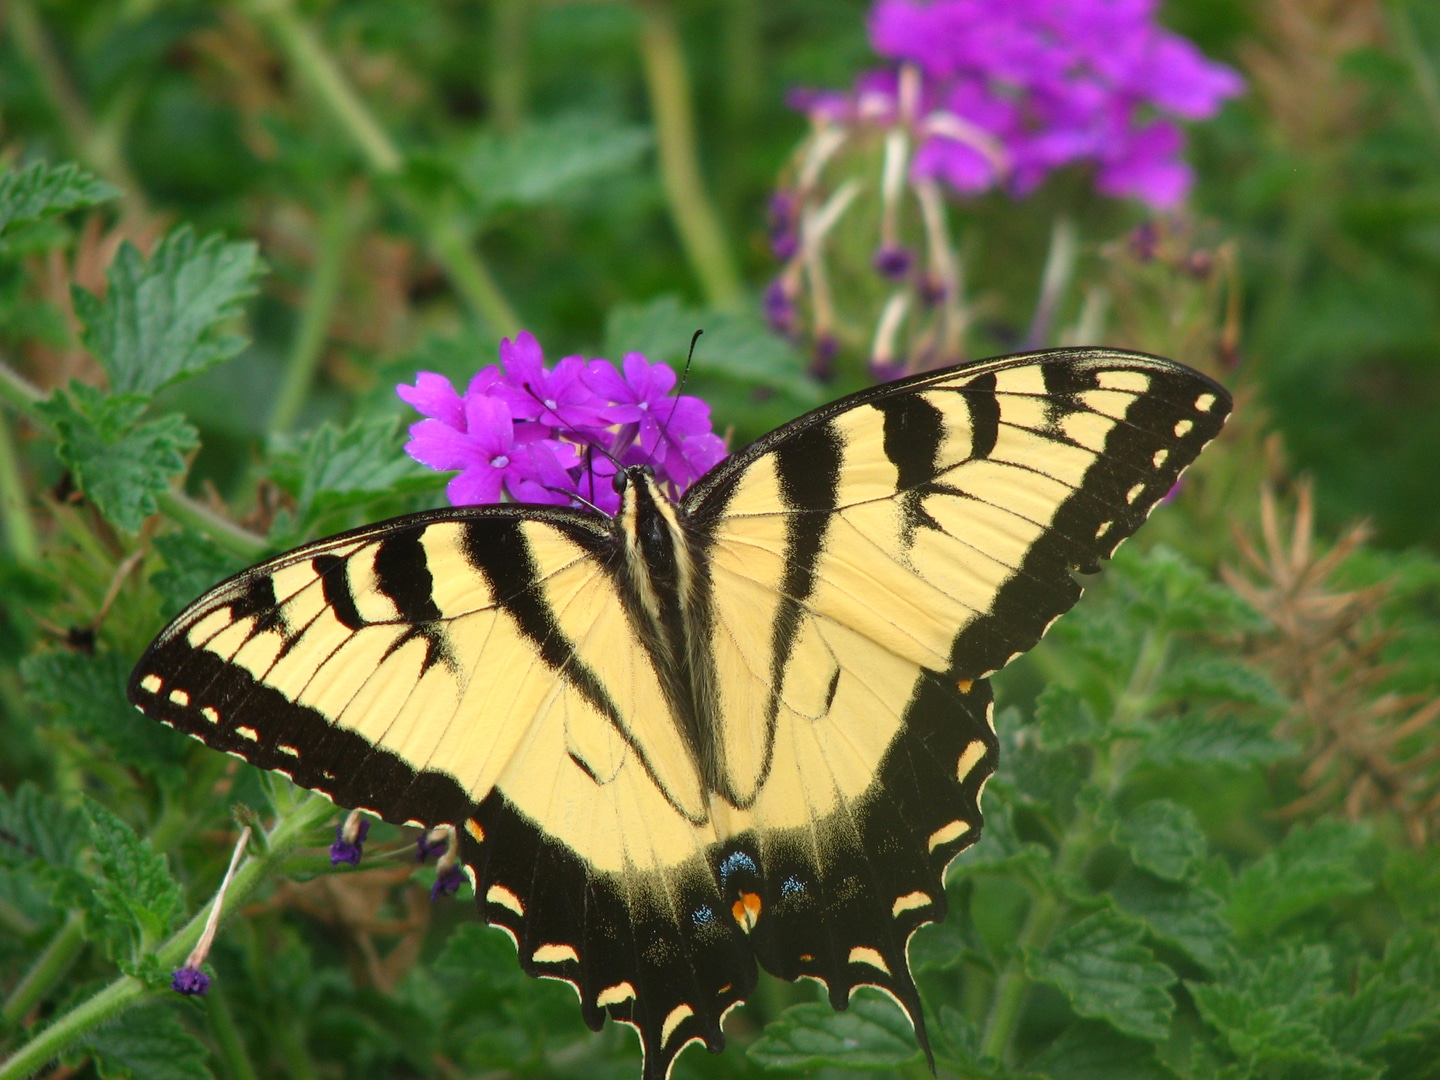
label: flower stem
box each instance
[205,983,260,1080]
[0,911,85,1030]
[0,408,39,565]
[490,0,529,133]
[240,0,521,336]
[1024,216,1077,350]
[0,361,269,560]
[270,197,354,433]
[636,0,744,310]
[0,792,334,1080]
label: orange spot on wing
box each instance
[731,892,762,932]
[957,679,973,693]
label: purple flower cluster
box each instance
[329,816,369,867]
[798,0,1244,209]
[398,332,726,515]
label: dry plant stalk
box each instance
[1225,480,1440,845]
[1240,0,1387,154]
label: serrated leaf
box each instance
[1111,546,1262,636]
[1226,821,1377,940]
[0,160,119,234]
[1116,801,1207,882]
[22,648,188,777]
[82,798,182,952]
[605,295,823,402]
[1112,870,1231,972]
[1158,654,1287,709]
[1033,684,1105,749]
[947,797,1051,879]
[0,783,85,869]
[747,990,922,1072]
[150,530,249,620]
[73,226,263,395]
[1028,910,1176,1041]
[1140,713,1295,768]
[1190,946,1374,1080]
[36,382,198,532]
[933,1007,1009,1076]
[82,1003,214,1080]
[432,923,528,998]
[1324,975,1440,1060]
[456,112,651,212]
[1028,1021,1176,1080]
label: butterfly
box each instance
[129,348,1229,1079]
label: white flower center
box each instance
[639,401,649,411]
[491,455,509,469]
[544,398,557,410]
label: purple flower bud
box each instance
[171,966,210,996]
[431,862,465,901]
[918,273,948,306]
[1129,221,1160,262]
[873,245,914,281]
[330,817,369,867]
[416,831,448,864]
[768,193,800,261]
[811,334,839,381]
[764,280,799,336]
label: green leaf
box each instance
[605,295,823,403]
[455,112,651,213]
[82,1002,214,1080]
[747,990,923,1072]
[1028,910,1176,1041]
[150,530,249,620]
[947,797,1051,879]
[1112,870,1231,972]
[933,1007,1008,1077]
[1324,975,1440,1061]
[1115,800,1207,882]
[36,383,198,533]
[73,226,263,395]
[1028,1021,1176,1080]
[1225,821,1378,940]
[81,798,182,953]
[1157,654,1287,709]
[1033,684,1105,749]
[1190,946,1374,1080]
[22,648,189,778]
[0,160,119,234]
[1140,713,1295,769]
[0,782,85,869]
[1111,546,1262,636]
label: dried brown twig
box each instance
[1225,480,1440,845]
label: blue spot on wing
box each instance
[692,905,715,927]
[781,875,804,898]
[718,851,757,888]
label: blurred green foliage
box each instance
[2,2,1440,1080]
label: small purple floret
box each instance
[416,832,447,864]
[431,863,465,901]
[873,245,914,280]
[329,819,369,867]
[171,966,210,996]
[791,0,1244,209]
[764,280,799,336]
[398,332,726,516]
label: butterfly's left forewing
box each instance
[682,348,1230,1046]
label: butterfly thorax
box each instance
[614,466,728,793]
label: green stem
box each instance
[270,198,354,433]
[241,0,521,336]
[427,219,521,336]
[1391,3,1440,145]
[274,1020,320,1080]
[0,362,268,560]
[490,0,528,133]
[636,0,744,310]
[0,912,85,1029]
[0,897,37,940]
[205,983,260,1080]
[5,0,146,219]
[981,892,1061,1061]
[0,793,335,1080]
[0,408,39,564]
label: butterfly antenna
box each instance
[519,380,625,475]
[642,329,703,475]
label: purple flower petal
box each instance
[171,966,211,996]
[329,818,370,867]
[396,372,464,430]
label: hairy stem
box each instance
[241,0,521,335]
[205,982,260,1080]
[0,408,39,564]
[0,911,85,1029]
[0,793,335,1080]
[270,197,354,432]
[490,0,529,133]
[636,0,744,310]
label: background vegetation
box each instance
[2,1,1440,1078]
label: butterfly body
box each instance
[130,349,1230,1079]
